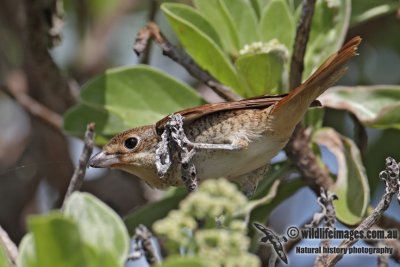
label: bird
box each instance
[89,36,361,197]
[253,222,288,264]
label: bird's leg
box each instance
[189,139,247,150]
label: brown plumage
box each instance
[89,36,361,196]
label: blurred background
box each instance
[0,0,400,266]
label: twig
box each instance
[4,70,63,131]
[309,189,338,267]
[289,0,316,89]
[306,189,337,228]
[326,157,400,267]
[128,225,160,265]
[285,0,334,194]
[133,22,241,102]
[139,0,159,64]
[0,225,18,267]
[62,123,95,208]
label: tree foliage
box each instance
[5,0,399,267]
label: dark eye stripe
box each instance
[124,137,138,149]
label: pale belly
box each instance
[192,135,286,180]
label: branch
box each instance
[310,189,338,267]
[23,0,76,113]
[139,0,159,64]
[0,225,18,267]
[134,22,241,102]
[4,70,63,131]
[326,157,400,267]
[62,123,95,208]
[285,0,334,194]
[284,127,333,193]
[289,0,316,89]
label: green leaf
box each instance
[193,0,240,55]
[313,128,370,225]
[63,192,129,266]
[82,244,120,267]
[0,241,11,267]
[235,51,284,96]
[303,0,351,78]
[64,65,204,143]
[250,0,272,17]
[124,188,187,235]
[259,0,295,51]
[63,104,126,144]
[159,3,222,47]
[320,86,400,129]
[18,234,39,267]
[249,0,262,17]
[29,214,87,267]
[79,65,202,121]
[159,256,209,267]
[219,0,259,47]
[304,108,325,130]
[27,214,119,267]
[28,214,89,267]
[351,0,400,26]
[162,3,243,94]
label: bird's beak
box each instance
[88,151,120,168]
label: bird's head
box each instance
[89,125,160,183]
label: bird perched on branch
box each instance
[89,36,361,197]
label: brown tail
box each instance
[269,36,361,134]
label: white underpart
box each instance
[193,134,285,180]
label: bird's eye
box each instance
[124,137,138,150]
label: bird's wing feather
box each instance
[156,94,321,134]
[155,94,286,134]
